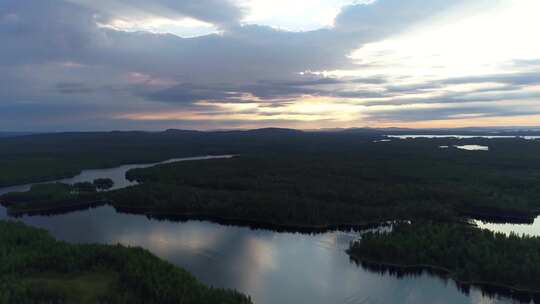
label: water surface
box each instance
[0,205,520,304]
[387,135,540,140]
[455,145,489,151]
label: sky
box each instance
[1,0,540,131]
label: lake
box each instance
[0,157,535,304]
[475,217,540,237]
[387,135,540,140]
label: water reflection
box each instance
[0,205,524,304]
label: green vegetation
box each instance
[1,178,114,215]
[3,130,540,299]
[3,131,540,226]
[2,129,539,190]
[0,220,252,304]
[0,129,299,187]
[111,140,540,226]
[1,183,102,215]
[348,222,540,293]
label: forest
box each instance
[3,130,540,300]
[0,220,252,304]
[3,131,540,226]
[113,136,540,227]
[1,180,113,216]
[347,222,540,298]
[2,128,540,189]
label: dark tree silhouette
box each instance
[93,178,114,191]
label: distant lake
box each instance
[475,217,540,237]
[455,145,489,151]
[387,135,540,140]
[0,157,534,304]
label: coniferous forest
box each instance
[2,130,540,301]
[348,223,540,298]
[0,221,252,304]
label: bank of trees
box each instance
[3,135,540,226]
[1,179,114,215]
[93,178,114,191]
[115,146,540,226]
[0,221,252,304]
[348,222,540,293]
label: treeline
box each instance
[0,129,309,187]
[113,143,540,226]
[0,221,252,304]
[1,180,113,215]
[3,134,540,226]
[348,222,540,294]
[3,129,540,189]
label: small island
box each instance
[0,179,115,216]
[0,220,252,303]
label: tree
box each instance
[73,182,97,193]
[93,178,114,191]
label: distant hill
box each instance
[2,126,540,138]
[243,128,303,135]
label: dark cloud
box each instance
[141,83,244,103]
[139,80,322,103]
[55,82,96,94]
[0,0,104,66]
[362,88,540,108]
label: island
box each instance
[1,179,113,216]
[347,222,540,302]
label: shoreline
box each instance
[111,205,394,233]
[348,253,540,297]
[2,199,393,233]
[4,199,540,300]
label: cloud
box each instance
[441,72,540,86]
[365,106,540,122]
[65,0,243,28]
[55,82,96,94]
[1,0,539,130]
[335,0,464,36]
